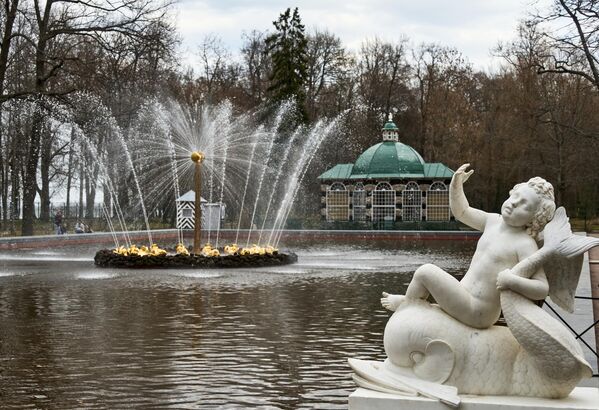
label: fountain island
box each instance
[94,150,298,269]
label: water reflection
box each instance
[0,239,473,408]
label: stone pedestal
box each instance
[349,388,599,410]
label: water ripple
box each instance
[76,272,117,280]
[0,241,474,408]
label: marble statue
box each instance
[349,164,599,407]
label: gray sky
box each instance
[175,0,546,71]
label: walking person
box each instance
[54,210,63,235]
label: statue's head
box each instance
[502,177,555,240]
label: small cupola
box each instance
[382,114,399,142]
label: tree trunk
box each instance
[0,0,20,101]
[103,182,111,218]
[39,124,51,221]
[556,138,565,205]
[0,109,4,230]
[65,128,76,218]
[21,0,51,236]
[21,107,43,236]
[418,76,427,156]
[78,162,84,219]
[10,151,19,236]
[1,124,9,229]
[1,152,7,229]
[0,0,20,230]
[85,169,96,218]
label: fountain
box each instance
[94,148,298,268]
[94,241,296,268]
[91,99,341,269]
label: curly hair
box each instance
[509,177,556,241]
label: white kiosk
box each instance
[175,190,225,230]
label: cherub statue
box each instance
[350,164,599,407]
[381,164,555,328]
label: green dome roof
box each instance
[351,141,425,176]
[382,121,398,131]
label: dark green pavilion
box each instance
[317,116,455,228]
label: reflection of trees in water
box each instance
[281,236,476,257]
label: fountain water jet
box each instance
[234,126,262,245]
[258,127,302,245]
[245,102,289,247]
[93,98,343,269]
[116,128,153,245]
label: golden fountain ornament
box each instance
[150,244,167,256]
[201,243,220,257]
[191,151,205,163]
[224,244,239,255]
[239,244,277,256]
[176,243,190,256]
[113,246,128,256]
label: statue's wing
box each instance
[541,207,599,313]
[545,253,584,313]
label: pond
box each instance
[0,238,523,408]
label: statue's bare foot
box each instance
[381,292,405,311]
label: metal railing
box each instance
[544,296,599,377]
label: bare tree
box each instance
[532,0,599,91]
[17,0,172,235]
[305,29,348,119]
[197,34,230,101]
[241,30,270,105]
[412,44,472,160]
[356,38,410,140]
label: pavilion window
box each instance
[373,182,395,222]
[426,181,450,221]
[326,182,349,222]
[352,182,367,221]
[402,181,422,221]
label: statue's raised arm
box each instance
[450,164,488,231]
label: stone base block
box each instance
[349,387,599,410]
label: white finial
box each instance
[388,113,393,122]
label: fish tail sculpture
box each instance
[500,207,597,396]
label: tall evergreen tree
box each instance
[266,8,308,122]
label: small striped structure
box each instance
[176,190,225,230]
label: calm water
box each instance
[0,239,476,408]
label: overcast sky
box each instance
[174,0,548,71]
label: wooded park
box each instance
[0,0,597,235]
